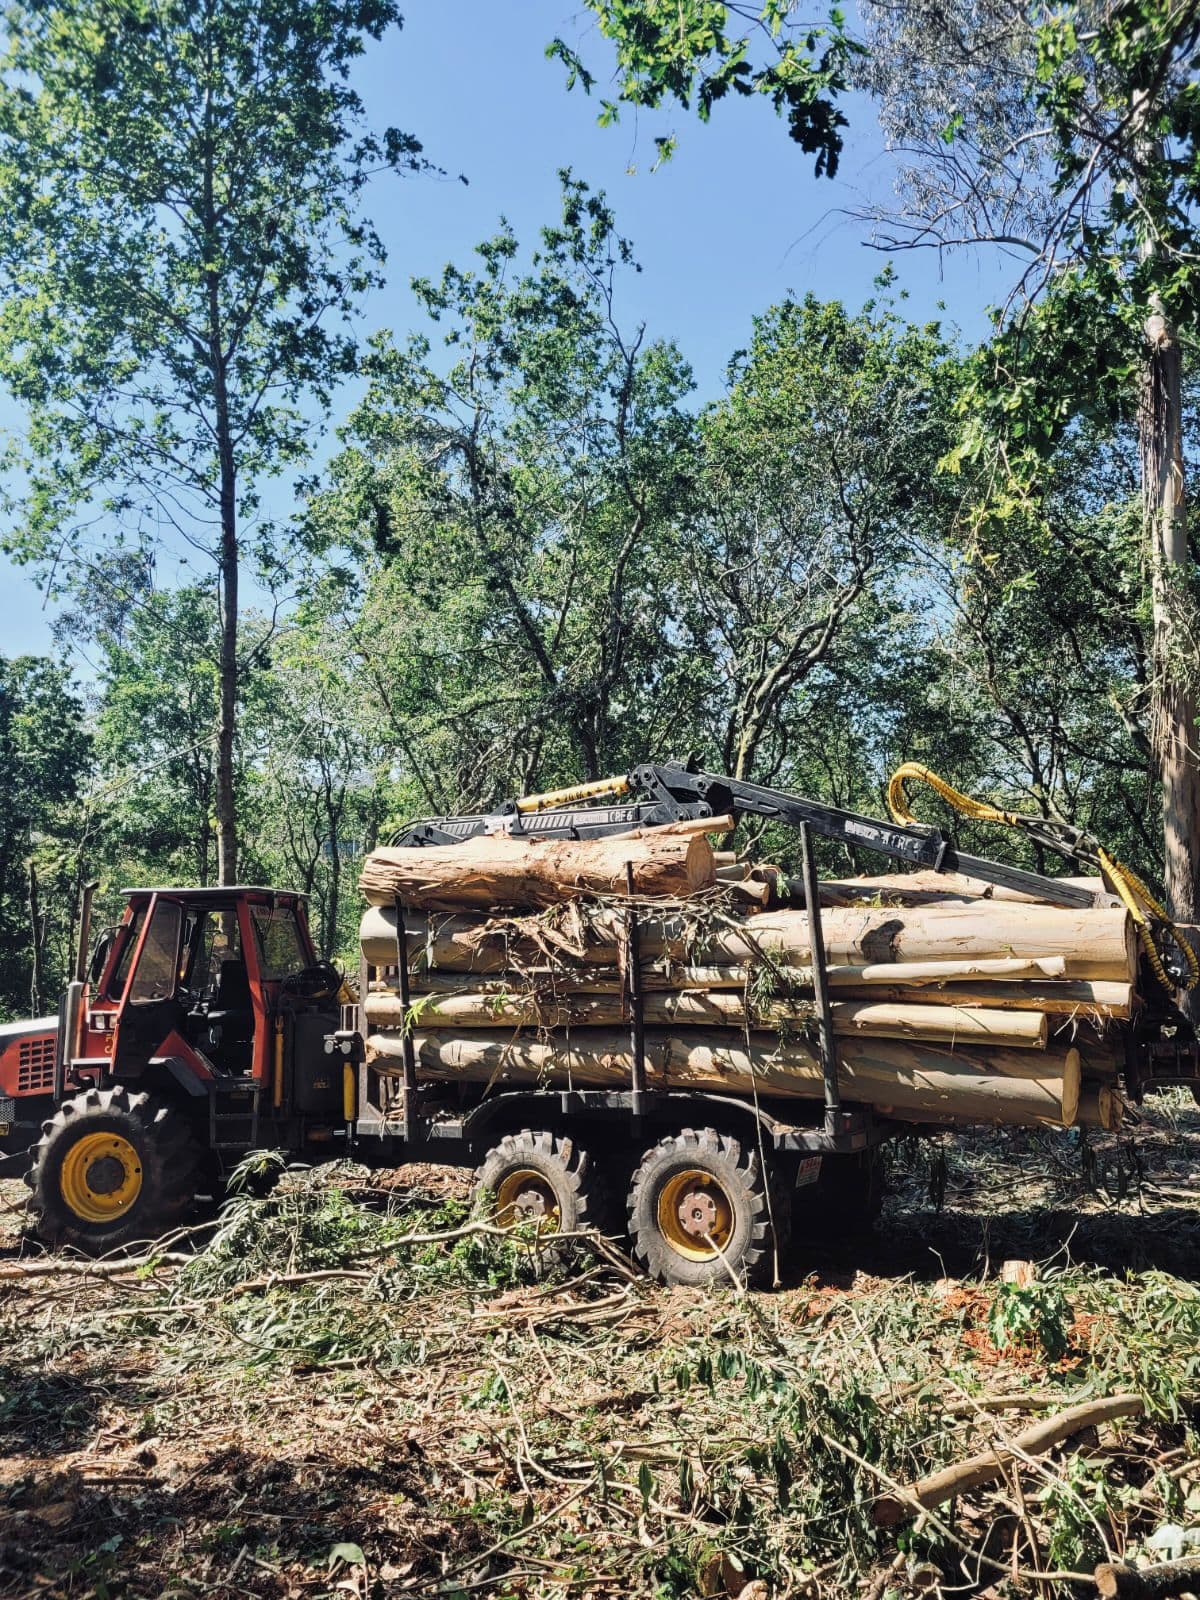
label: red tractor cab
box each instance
[13,886,353,1251]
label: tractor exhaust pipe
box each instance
[58,880,100,1101]
[74,881,99,984]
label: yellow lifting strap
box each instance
[887,762,1199,994]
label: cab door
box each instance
[110,896,187,1076]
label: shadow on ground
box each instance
[0,1439,458,1597]
[787,1203,1200,1286]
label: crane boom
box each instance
[391,760,1112,912]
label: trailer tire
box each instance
[26,1086,200,1253]
[475,1129,607,1237]
[628,1127,787,1289]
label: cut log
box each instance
[1076,1086,1123,1130]
[358,902,1137,982]
[394,955,1066,990]
[735,904,1136,980]
[391,964,1132,1020]
[872,1392,1143,1526]
[846,979,1132,1018]
[358,831,716,911]
[638,813,734,839]
[844,955,1069,983]
[361,939,1132,1029]
[367,1027,1081,1128]
[831,1000,1047,1048]
[726,879,772,908]
[365,989,1050,1049]
[1095,1554,1200,1598]
[815,871,1113,907]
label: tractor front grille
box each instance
[17,1036,56,1093]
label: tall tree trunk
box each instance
[322,774,343,961]
[1141,300,1200,963]
[215,455,238,886]
[326,843,341,960]
[203,57,237,889]
[27,860,42,1016]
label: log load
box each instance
[367,1027,1082,1129]
[359,829,717,911]
[358,901,1137,982]
[364,988,1050,1048]
[357,864,1135,1132]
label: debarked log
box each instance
[814,871,1112,908]
[363,989,1050,1049]
[366,1027,1082,1128]
[358,902,1137,983]
[385,961,1131,1019]
[839,979,1132,1018]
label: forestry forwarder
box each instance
[0,760,1195,1274]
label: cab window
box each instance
[128,901,184,1003]
[104,909,145,1000]
[250,905,308,979]
[186,908,244,996]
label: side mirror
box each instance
[89,933,112,984]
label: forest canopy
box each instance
[0,0,1194,1021]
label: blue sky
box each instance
[0,0,1011,661]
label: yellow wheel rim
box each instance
[59,1131,143,1224]
[494,1168,560,1233]
[657,1169,735,1262]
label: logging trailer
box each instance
[1,761,1197,1284]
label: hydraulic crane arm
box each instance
[391,760,1109,911]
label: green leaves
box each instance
[311,173,698,804]
[0,0,423,877]
[551,1,861,176]
[987,1282,1073,1362]
[0,654,90,1018]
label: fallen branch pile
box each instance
[4,1155,1199,1599]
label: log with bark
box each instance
[872,1392,1144,1526]
[1094,1554,1200,1598]
[364,988,1051,1049]
[359,829,718,911]
[366,1027,1082,1128]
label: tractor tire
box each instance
[26,1086,200,1254]
[628,1127,788,1289]
[475,1129,607,1238]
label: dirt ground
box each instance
[2,1104,1200,1600]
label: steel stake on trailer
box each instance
[392,894,419,1143]
[624,861,647,1118]
[798,823,841,1135]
